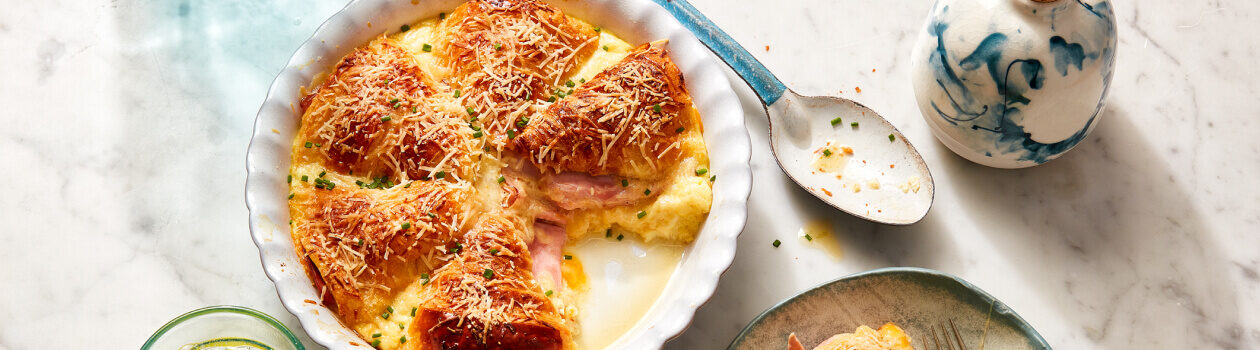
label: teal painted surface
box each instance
[649,0,787,106]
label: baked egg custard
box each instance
[287,1,712,349]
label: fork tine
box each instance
[949,319,967,350]
[930,325,943,350]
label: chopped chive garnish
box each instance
[710,175,717,182]
[319,171,326,178]
[507,129,516,139]
[888,134,896,142]
[805,234,814,241]
[356,238,364,246]
[497,175,506,183]
[439,12,446,19]
[547,96,557,102]
[823,149,833,157]
[579,78,586,83]
[401,222,411,230]
[301,175,309,182]
[387,306,394,313]
[605,229,612,238]
[489,248,499,255]
[695,168,709,176]
[422,43,432,52]
[621,179,629,187]
[483,268,494,279]
[602,45,610,51]
[288,193,294,199]
[593,27,601,33]
[314,143,322,147]
[400,336,407,344]
[616,234,625,241]
[851,121,858,127]
[371,339,381,348]
[398,323,404,330]
[466,107,476,115]
[411,106,418,113]
[565,80,575,88]
[372,333,382,338]
[772,239,781,247]
[304,141,313,148]
[411,307,417,316]
[652,104,662,113]
[428,212,437,218]
[435,171,446,179]
[564,255,573,260]
[400,24,410,32]
[675,127,685,133]
[494,43,502,51]
[472,130,483,138]
[830,117,843,126]
[637,211,647,219]
[421,273,430,285]
[287,174,292,183]
[380,312,390,320]
[545,290,554,296]
[643,189,651,195]
[454,89,461,98]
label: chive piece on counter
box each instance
[497,175,506,183]
[621,179,628,187]
[422,43,432,52]
[304,141,313,148]
[545,290,554,296]
[483,268,494,279]
[851,121,859,127]
[675,127,685,133]
[888,134,896,142]
[695,168,708,176]
[564,255,573,260]
[823,149,833,157]
[773,239,781,247]
[400,24,410,32]
[643,189,651,196]
[616,234,625,241]
[637,211,647,219]
[805,234,814,241]
[830,117,843,126]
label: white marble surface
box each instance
[1,0,1257,349]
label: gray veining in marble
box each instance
[0,0,1257,349]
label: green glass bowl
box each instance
[142,306,306,350]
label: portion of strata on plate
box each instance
[286,0,711,349]
[786,323,913,350]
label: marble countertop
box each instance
[1,0,1257,349]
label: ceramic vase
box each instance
[910,0,1116,168]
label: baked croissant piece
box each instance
[405,214,573,350]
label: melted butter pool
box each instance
[568,235,684,349]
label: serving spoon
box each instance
[652,0,934,224]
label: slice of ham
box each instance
[540,172,665,211]
[528,222,567,288]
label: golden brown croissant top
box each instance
[292,180,473,326]
[405,215,572,350]
[297,38,476,181]
[512,41,697,180]
[434,0,599,147]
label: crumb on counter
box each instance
[899,176,922,194]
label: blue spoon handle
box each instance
[650,0,787,105]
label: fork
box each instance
[929,319,969,350]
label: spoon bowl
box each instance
[653,0,934,224]
[769,92,934,224]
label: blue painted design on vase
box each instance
[911,0,1117,168]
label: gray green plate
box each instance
[728,267,1050,349]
